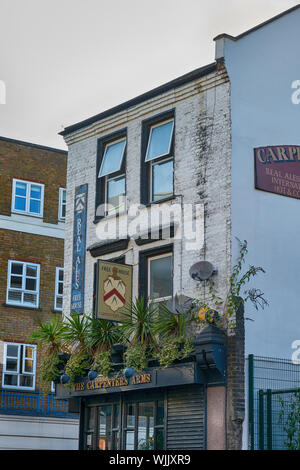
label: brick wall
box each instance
[0,138,67,392]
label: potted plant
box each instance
[88,318,122,378]
[119,297,160,372]
[30,315,68,392]
[62,313,92,384]
[154,295,196,368]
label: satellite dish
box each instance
[189,261,216,281]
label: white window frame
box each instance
[2,342,37,391]
[105,173,126,217]
[147,252,173,303]
[54,267,64,311]
[58,188,66,221]
[11,178,44,218]
[98,137,126,178]
[145,119,174,163]
[149,156,174,203]
[6,260,40,308]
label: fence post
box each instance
[266,389,272,450]
[248,354,254,450]
[258,389,264,450]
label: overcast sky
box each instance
[0,0,298,150]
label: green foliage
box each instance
[200,238,268,329]
[65,351,90,384]
[123,342,149,373]
[157,336,194,369]
[63,313,91,354]
[39,354,62,393]
[119,297,159,350]
[88,318,122,353]
[30,315,67,355]
[90,350,112,378]
[279,391,300,450]
[153,300,194,338]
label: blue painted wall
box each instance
[223,8,300,359]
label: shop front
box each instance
[55,325,227,450]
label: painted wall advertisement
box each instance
[255,145,300,199]
[71,184,88,314]
[96,260,132,321]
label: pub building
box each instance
[57,57,244,450]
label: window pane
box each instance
[138,403,154,450]
[62,190,66,203]
[152,159,173,201]
[146,120,174,161]
[56,296,63,309]
[25,278,36,291]
[107,176,125,215]
[58,283,63,295]
[126,404,135,428]
[99,139,126,177]
[6,358,18,371]
[10,276,22,289]
[4,374,18,386]
[25,347,33,359]
[24,359,33,373]
[11,263,23,275]
[125,431,135,450]
[58,270,64,282]
[23,292,37,305]
[98,405,112,450]
[19,375,33,387]
[61,204,66,219]
[8,290,22,303]
[7,345,18,357]
[26,265,37,277]
[149,255,172,299]
[15,196,26,211]
[15,182,27,196]
[30,185,41,199]
[29,199,41,214]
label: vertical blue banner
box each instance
[71,184,88,314]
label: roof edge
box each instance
[59,62,217,138]
[0,136,67,154]
[213,4,300,42]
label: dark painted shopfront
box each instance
[55,325,227,450]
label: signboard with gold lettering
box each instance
[255,145,300,199]
[96,260,132,321]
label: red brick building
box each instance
[0,136,78,449]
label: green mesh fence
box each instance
[248,355,300,450]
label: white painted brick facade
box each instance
[62,68,231,326]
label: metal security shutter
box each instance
[166,385,205,450]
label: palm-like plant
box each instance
[63,313,91,354]
[119,297,159,349]
[30,315,68,392]
[30,315,67,355]
[88,318,122,353]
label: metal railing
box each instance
[0,389,71,416]
[248,355,300,450]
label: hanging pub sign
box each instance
[96,260,132,321]
[71,184,88,314]
[254,145,300,200]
